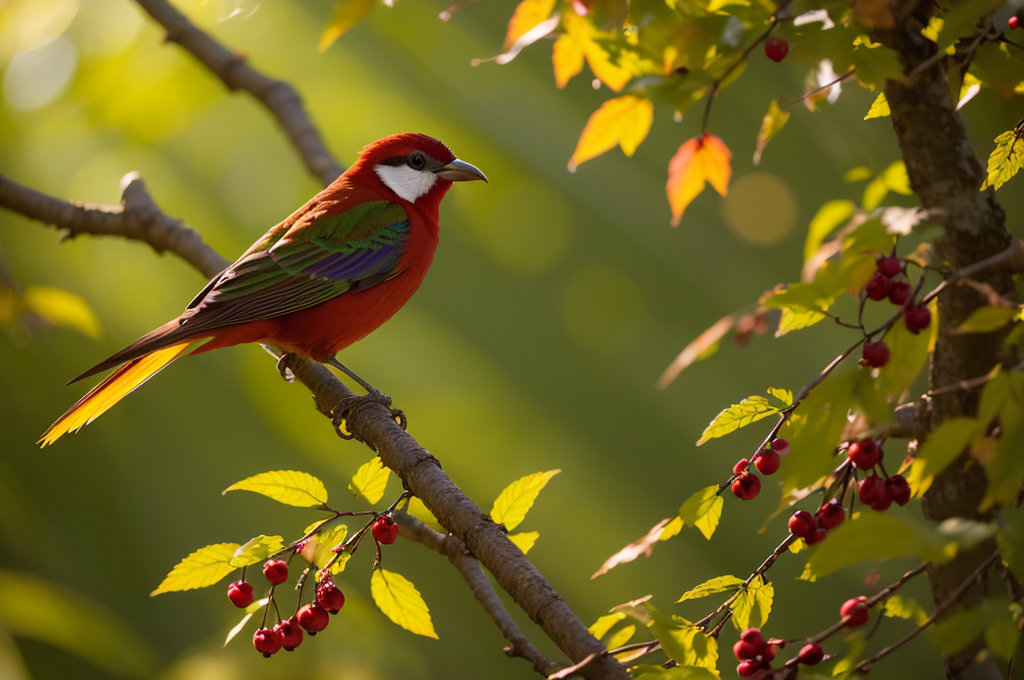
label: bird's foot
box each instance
[331,389,407,448]
[276,352,296,383]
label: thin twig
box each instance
[132,0,344,186]
[789,68,856,105]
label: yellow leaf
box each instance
[507,531,540,554]
[23,286,101,339]
[229,535,284,568]
[223,470,328,507]
[589,612,627,639]
[697,396,779,445]
[490,469,560,531]
[370,569,438,639]
[864,92,890,119]
[310,524,348,569]
[666,134,731,226]
[679,485,724,540]
[658,515,684,541]
[753,97,790,166]
[552,33,584,88]
[568,96,654,170]
[553,13,629,91]
[954,306,1019,334]
[676,575,744,603]
[503,0,556,51]
[151,543,239,596]
[731,580,773,631]
[349,457,390,504]
[318,0,375,52]
[224,597,270,647]
[981,127,1024,191]
[406,497,443,533]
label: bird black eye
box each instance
[408,152,426,169]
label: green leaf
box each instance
[981,128,1024,191]
[905,417,982,496]
[677,575,744,603]
[985,609,1020,660]
[606,624,636,650]
[151,543,239,595]
[883,595,927,624]
[507,531,540,554]
[490,469,560,531]
[798,199,856,262]
[780,370,856,494]
[370,569,438,639]
[807,513,994,578]
[983,401,1024,509]
[954,306,1019,334]
[0,570,156,677]
[864,92,890,119]
[22,286,102,339]
[929,608,987,654]
[318,0,375,52]
[589,612,627,640]
[697,396,779,445]
[778,306,827,335]
[223,470,328,507]
[679,486,724,540]
[631,665,720,680]
[831,632,865,679]
[349,457,390,504]
[997,505,1024,582]
[731,579,773,631]
[639,603,718,669]
[753,97,790,166]
[230,535,284,568]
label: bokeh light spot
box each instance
[722,172,797,246]
[3,36,78,112]
[484,181,574,274]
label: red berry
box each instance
[840,596,870,627]
[372,516,399,544]
[764,37,789,62]
[848,440,882,470]
[276,618,303,651]
[889,281,911,306]
[887,474,912,506]
[262,559,289,585]
[316,582,346,614]
[805,527,828,545]
[734,458,750,475]
[877,256,902,277]
[859,474,887,506]
[732,473,761,500]
[771,438,789,456]
[865,272,893,301]
[227,580,254,608]
[871,493,894,512]
[905,305,931,333]
[737,659,760,677]
[734,639,763,661]
[755,450,781,475]
[296,603,330,634]
[253,626,283,657]
[798,642,825,665]
[740,628,765,647]
[1010,15,1020,29]
[816,499,846,529]
[788,510,816,538]
[861,341,890,368]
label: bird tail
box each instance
[39,338,207,447]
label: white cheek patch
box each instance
[374,164,438,203]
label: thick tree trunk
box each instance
[880,7,1014,679]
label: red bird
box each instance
[41,133,486,445]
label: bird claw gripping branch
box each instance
[331,392,407,448]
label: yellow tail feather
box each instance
[39,340,205,447]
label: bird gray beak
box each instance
[435,159,487,183]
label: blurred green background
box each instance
[0,1,1021,678]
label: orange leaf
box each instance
[665,134,732,226]
[568,96,653,170]
[504,0,557,51]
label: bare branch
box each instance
[394,511,558,676]
[132,0,344,186]
[0,175,627,680]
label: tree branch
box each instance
[393,511,557,676]
[0,173,627,680]
[132,0,344,186]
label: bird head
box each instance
[349,133,486,210]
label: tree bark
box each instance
[880,7,1015,678]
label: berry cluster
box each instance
[848,439,911,512]
[733,627,826,677]
[228,512,402,658]
[788,497,845,546]
[731,438,788,501]
[860,256,930,368]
